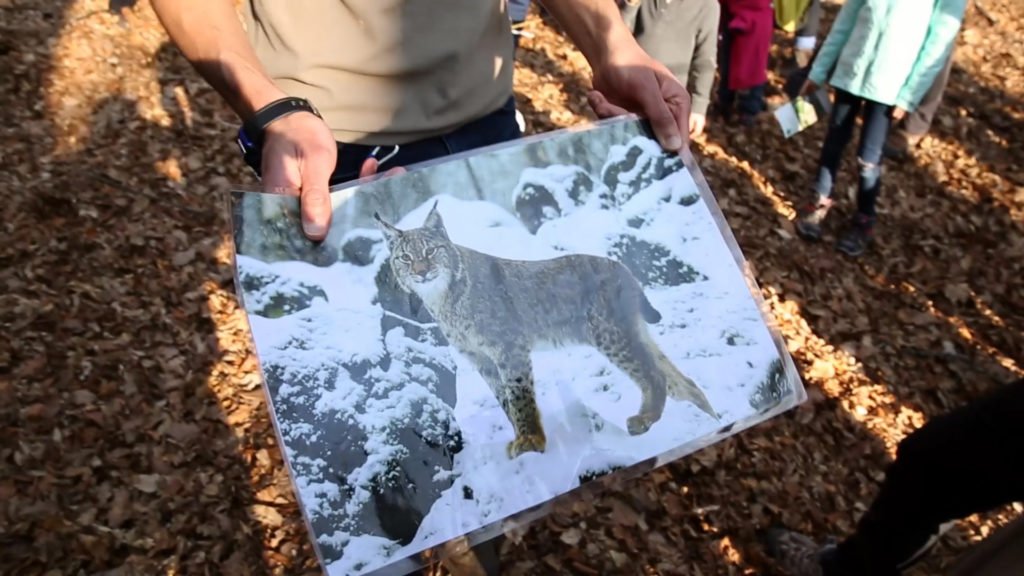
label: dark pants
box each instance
[717,26,766,118]
[241,96,522,187]
[902,48,955,137]
[814,89,893,217]
[823,378,1024,576]
[795,0,822,40]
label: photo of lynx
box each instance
[374,201,719,459]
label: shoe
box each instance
[763,528,831,576]
[835,213,876,257]
[794,196,834,241]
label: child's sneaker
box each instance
[794,196,834,241]
[836,213,876,257]
[763,528,832,576]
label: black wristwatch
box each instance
[241,96,322,148]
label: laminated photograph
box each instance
[228,117,806,576]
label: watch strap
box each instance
[242,97,322,147]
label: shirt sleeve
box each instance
[895,0,967,111]
[807,0,863,86]
[689,0,722,116]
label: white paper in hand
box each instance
[774,96,819,138]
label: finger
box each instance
[655,74,689,150]
[359,157,380,179]
[359,158,406,180]
[587,90,630,119]
[298,146,336,241]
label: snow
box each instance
[238,257,328,313]
[235,134,800,576]
[601,135,677,205]
[512,164,606,215]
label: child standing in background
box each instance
[619,0,721,138]
[716,0,774,125]
[792,0,822,68]
[775,0,822,68]
[794,0,968,257]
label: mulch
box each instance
[2,0,1021,575]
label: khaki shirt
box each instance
[243,0,516,145]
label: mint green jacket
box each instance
[808,0,968,111]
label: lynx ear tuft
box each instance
[424,200,447,235]
[374,211,401,241]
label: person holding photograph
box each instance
[764,377,1024,576]
[150,0,693,242]
[793,0,969,257]
[618,0,721,138]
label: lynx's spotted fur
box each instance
[374,201,717,459]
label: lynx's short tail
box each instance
[639,292,662,324]
[654,347,719,420]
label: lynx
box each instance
[374,201,718,459]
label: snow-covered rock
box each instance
[340,229,385,267]
[512,165,611,233]
[240,255,462,565]
[238,258,328,318]
[601,136,687,206]
[608,233,707,287]
[749,358,791,413]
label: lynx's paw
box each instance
[507,434,546,459]
[627,413,658,435]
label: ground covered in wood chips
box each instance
[2,1,1022,575]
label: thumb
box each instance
[298,146,336,241]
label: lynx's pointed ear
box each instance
[373,212,401,243]
[423,200,447,236]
